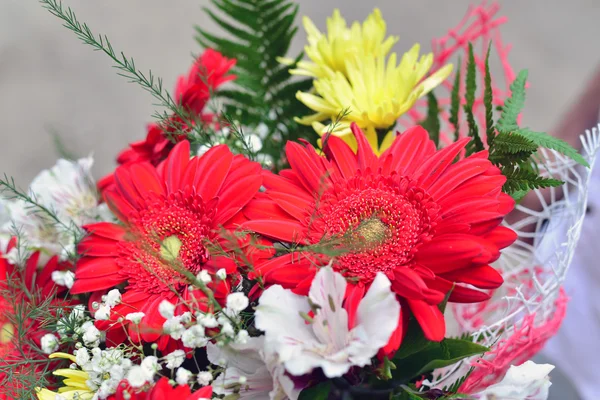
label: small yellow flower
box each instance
[36,353,95,400]
[296,44,453,154]
[289,8,398,79]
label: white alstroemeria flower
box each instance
[2,157,112,260]
[255,266,400,378]
[208,336,301,400]
[474,361,554,400]
[29,157,98,225]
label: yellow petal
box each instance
[416,64,454,97]
[53,369,89,380]
[49,352,77,363]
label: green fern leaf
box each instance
[517,128,589,167]
[449,56,461,142]
[420,92,441,148]
[497,69,528,134]
[484,43,495,146]
[464,43,484,155]
[492,132,538,154]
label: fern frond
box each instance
[492,132,538,154]
[197,0,315,166]
[501,165,563,193]
[484,43,495,146]
[464,43,484,155]
[497,69,528,133]
[420,92,441,148]
[517,128,590,167]
[449,56,461,142]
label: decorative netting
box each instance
[400,2,600,391]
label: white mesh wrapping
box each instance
[428,126,600,391]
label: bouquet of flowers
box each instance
[1,1,598,399]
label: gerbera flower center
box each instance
[118,189,215,294]
[318,175,439,282]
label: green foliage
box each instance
[392,337,488,383]
[197,0,316,165]
[517,128,590,167]
[298,381,332,400]
[500,165,563,194]
[486,67,589,197]
[420,92,441,148]
[449,57,462,142]
[464,43,484,155]
[484,43,495,147]
[497,69,528,134]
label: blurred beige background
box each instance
[0,2,599,397]
[1,1,599,187]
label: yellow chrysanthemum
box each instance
[296,44,453,154]
[36,353,95,400]
[289,8,398,79]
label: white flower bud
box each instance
[164,349,186,369]
[197,270,211,284]
[175,367,192,386]
[197,371,213,386]
[94,304,111,321]
[105,289,122,307]
[216,268,227,280]
[158,300,175,319]
[40,333,59,354]
[51,270,75,289]
[226,292,249,313]
[125,312,145,324]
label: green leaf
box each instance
[501,165,563,194]
[393,339,488,382]
[464,43,484,155]
[298,381,332,400]
[484,42,495,147]
[449,56,461,142]
[510,189,529,202]
[202,8,255,44]
[492,132,538,154]
[517,128,590,167]
[497,69,528,134]
[393,319,431,360]
[438,284,454,313]
[420,92,441,148]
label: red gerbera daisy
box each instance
[242,123,516,348]
[0,239,74,399]
[73,141,268,350]
[98,49,236,192]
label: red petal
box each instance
[267,191,310,221]
[415,137,470,189]
[129,163,165,196]
[381,126,436,175]
[286,141,330,193]
[428,157,493,200]
[163,140,190,192]
[104,189,136,222]
[243,198,295,221]
[344,283,366,329]
[392,268,445,304]
[262,171,313,202]
[242,220,306,243]
[83,222,127,241]
[78,236,119,257]
[350,123,378,170]
[114,168,143,209]
[322,134,358,179]
[440,265,503,289]
[76,257,121,279]
[484,226,518,249]
[416,234,490,273]
[214,175,262,224]
[194,144,233,199]
[407,298,445,341]
[424,276,492,303]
